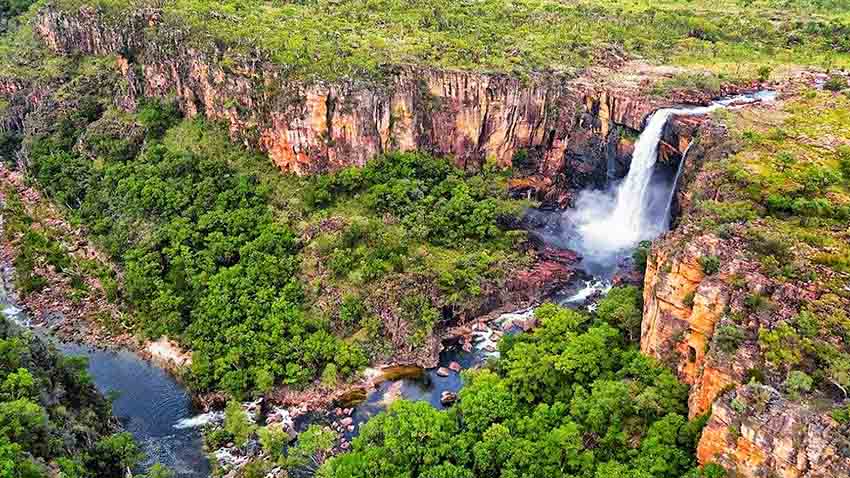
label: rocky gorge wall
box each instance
[24,4,701,198]
[697,385,850,478]
[640,126,850,477]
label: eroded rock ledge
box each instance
[698,385,850,478]
[29,4,701,188]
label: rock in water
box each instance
[440,391,458,406]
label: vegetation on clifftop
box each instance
[686,88,850,409]
[42,0,850,81]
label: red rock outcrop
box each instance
[641,233,735,417]
[697,385,850,478]
[29,4,672,181]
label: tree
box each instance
[224,401,255,447]
[258,424,291,463]
[458,371,518,434]
[319,302,706,478]
[784,371,813,400]
[0,399,47,453]
[1,368,36,400]
[285,425,337,475]
[595,286,643,341]
[556,324,622,384]
[142,464,175,478]
[86,433,144,478]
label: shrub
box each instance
[784,370,813,400]
[793,309,820,337]
[699,255,721,275]
[838,146,850,182]
[759,322,802,366]
[748,231,791,260]
[730,398,746,413]
[224,401,255,447]
[258,425,290,462]
[714,325,745,354]
[832,405,850,424]
[745,368,766,384]
[338,295,366,327]
[321,363,338,386]
[824,75,849,92]
[683,291,696,308]
[632,240,651,271]
[700,200,758,224]
[204,427,234,450]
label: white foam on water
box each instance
[174,411,224,430]
[561,280,613,305]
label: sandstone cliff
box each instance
[27,4,687,191]
[698,385,850,478]
[641,94,850,477]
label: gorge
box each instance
[1,2,849,478]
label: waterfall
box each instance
[575,104,719,253]
[662,140,693,230]
[565,91,775,271]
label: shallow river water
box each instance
[0,286,211,477]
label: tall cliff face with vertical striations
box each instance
[641,91,850,478]
[28,4,678,187]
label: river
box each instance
[0,284,211,477]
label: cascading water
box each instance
[574,105,717,256]
[564,91,776,273]
[662,141,693,230]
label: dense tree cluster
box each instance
[306,151,519,248]
[22,64,366,396]
[0,319,146,477]
[319,297,723,478]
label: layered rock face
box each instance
[698,385,850,478]
[30,5,668,186]
[641,125,850,477]
[641,233,732,416]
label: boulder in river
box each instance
[448,361,462,372]
[440,391,458,406]
[436,367,450,377]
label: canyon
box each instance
[26,5,708,196]
[1,4,849,478]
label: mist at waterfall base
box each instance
[533,91,776,278]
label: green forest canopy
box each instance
[317,299,723,478]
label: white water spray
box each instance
[567,91,776,265]
[174,411,224,429]
[576,105,717,254]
